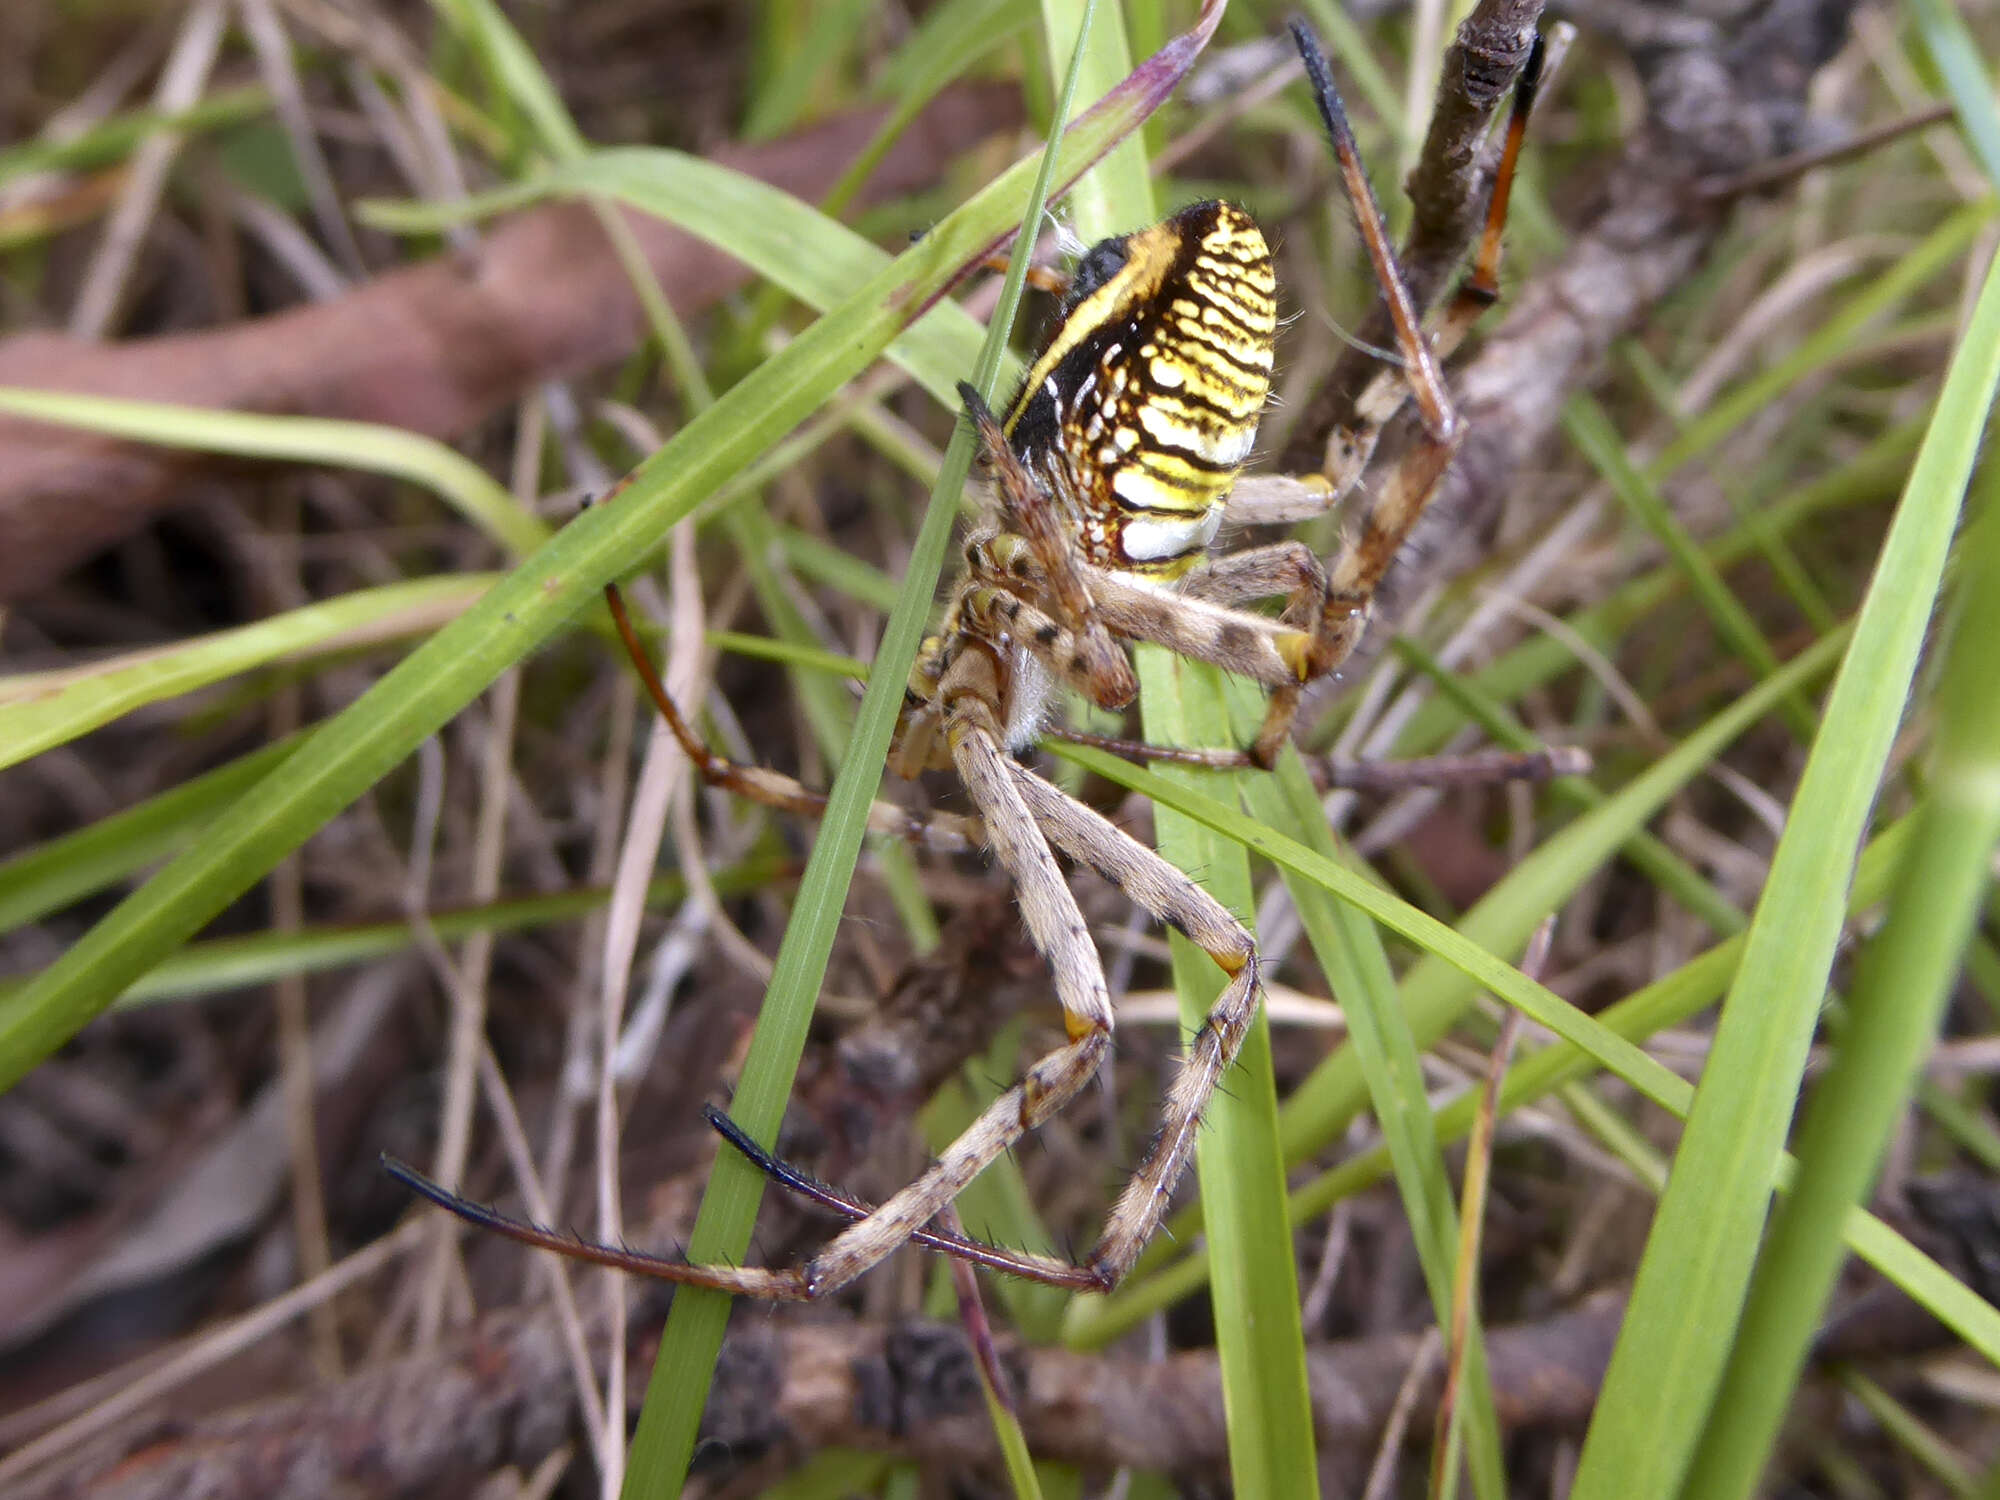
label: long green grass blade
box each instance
[363,148,1001,404]
[1251,747,1505,1496]
[1392,415,1924,759]
[1564,394,1811,738]
[0,17,1210,1096]
[1064,813,1906,1347]
[1061,624,1846,1348]
[621,7,1223,1493]
[0,858,784,1009]
[0,85,270,187]
[1275,625,1847,1170]
[0,576,493,768]
[1649,201,1990,479]
[1570,219,2000,1500]
[0,737,298,931]
[1135,666,1321,1500]
[1907,0,2000,191]
[1388,635,1745,938]
[1044,2,1316,1493]
[1674,242,2000,1500]
[1058,745,1691,1134]
[1055,758,2000,1374]
[431,0,588,160]
[0,389,546,558]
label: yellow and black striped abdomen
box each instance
[1004,201,1276,579]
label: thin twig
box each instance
[1281,0,1547,472]
[476,1046,611,1467]
[1695,101,1957,201]
[68,0,228,337]
[1364,1330,1443,1500]
[1430,918,1549,1492]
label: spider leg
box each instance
[1420,29,1546,357]
[1287,20,1542,500]
[957,567,1300,716]
[384,686,1129,1299]
[718,726,1270,1290]
[1228,24,1513,767]
[1040,725,1591,791]
[699,1108,1102,1283]
[956,570,1138,711]
[1078,563,1342,774]
[1041,724,1259,772]
[974,250,1072,297]
[604,582,982,852]
[383,1154,814,1298]
[1294,20,1456,455]
[1085,569,1311,691]
[960,385,1116,650]
[757,695,1119,1296]
[1214,25,1545,635]
[1177,541,1328,611]
[384,1140,1071,1294]
[1001,759,1261,1282]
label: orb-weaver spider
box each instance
[390,18,1547,1299]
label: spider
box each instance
[390,20,1546,1299]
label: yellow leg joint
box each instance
[1276,630,1315,682]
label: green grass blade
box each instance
[1275,625,1847,1168]
[0,858,784,1009]
[1392,414,1924,759]
[1649,201,1991,479]
[1042,1,1316,1492]
[748,1451,891,1499]
[0,25,1206,1095]
[0,389,547,558]
[1061,624,1847,1346]
[1040,0,1154,231]
[1055,761,2000,1374]
[620,8,1223,1493]
[702,629,868,679]
[0,737,298,930]
[1251,749,1505,1497]
[986,1379,1049,1500]
[0,85,270,187]
[431,0,588,160]
[0,576,493,768]
[816,0,1037,224]
[774,527,901,611]
[1675,244,2000,1500]
[1133,666,1321,1500]
[1569,220,2000,1500]
[366,147,1003,404]
[1564,393,1811,738]
[1388,635,1745,938]
[1907,0,2000,191]
[877,0,1037,108]
[742,0,873,141]
[1056,745,1693,1142]
[1065,814,1906,1348]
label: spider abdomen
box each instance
[1003,201,1277,581]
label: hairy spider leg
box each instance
[1204,25,1545,766]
